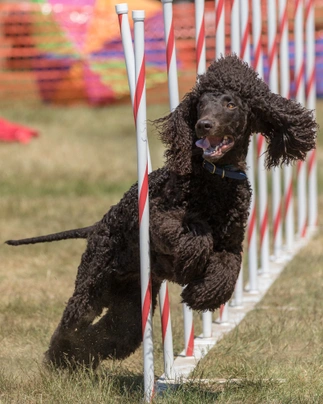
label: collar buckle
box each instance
[203,160,216,174]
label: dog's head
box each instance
[194,91,249,167]
[156,54,317,174]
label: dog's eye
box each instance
[227,102,236,109]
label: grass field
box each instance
[0,99,322,403]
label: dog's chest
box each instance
[188,175,250,231]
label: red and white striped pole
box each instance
[183,3,194,344]
[221,0,241,317]
[195,0,213,338]
[267,0,283,260]
[239,0,257,300]
[240,0,250,62]
[116,3,152,173]
[294,0,307,239]
[215,0,231,319]
[115,4,135,104]
[215,0,225,58]
[278,0,294,252]
[195,0,206,74]
[158,281,174,379]
[231,0,240,56]
[159,0,178,378]
[162,0,179,111]
[240,0,257,294]
[252,0,269,276]
[133,10,154,401]
[183,298,194,356]
[305,0,317,231]
[230,0,249,308]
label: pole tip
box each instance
[132,10,145,21]
[115,3,128,14]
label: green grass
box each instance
[0,99,322,403]
[192,232,323,402]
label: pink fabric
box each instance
[0,119,38,143]
[48,0,95,52]
[83,65,115,105]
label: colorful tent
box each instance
[6,0,166,104]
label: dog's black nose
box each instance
[196,119,214,132]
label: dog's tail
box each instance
[5,225,94,246]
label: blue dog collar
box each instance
[202,159,247,181]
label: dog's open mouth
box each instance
[195,135,234,158]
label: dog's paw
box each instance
[174,232,213,284]
[181,252,241,311]
[181,279,226,312]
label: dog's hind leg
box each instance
[43,230,118,369]
[79,276,161,368]
[45,266,161,369]
[44,277,111,369]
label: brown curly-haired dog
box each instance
[7,55,317,369]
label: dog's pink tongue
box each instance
[195,138,210,149]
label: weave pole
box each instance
[230,0,249,307]
[116,3,152,172]
[162,0,179,110]
[294,0,307,239]
[220,0,241,317]
[252,0,269,276]
[195,0,213,338]
[195,0,206,74]
[238,0,257,302]
[214,0,231,318]
[159,0,178,378]
[215,0,225,57]
[115,4,135,104]
[179,0,201,354]
[133,10,154,402]
[116,6,171,372]
[158,281,174,379]
[179,0,201,349]
[231,0,240,56]
[267,0,283,260]
[305,0,317,231]
[278,0,294,252]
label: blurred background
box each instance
[1,0,323,106]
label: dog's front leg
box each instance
[181,250,242,312]
[150,206,213,284]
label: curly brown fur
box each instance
[7,55,317,369]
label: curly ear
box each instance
[154,92,199,175]
[250,93,317,169]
